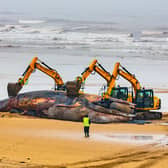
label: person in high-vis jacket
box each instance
[83,114,91,137]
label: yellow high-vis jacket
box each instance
[83,117,91,127]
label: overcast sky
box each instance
[0,0,167,24]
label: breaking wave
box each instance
[0,19,168,60]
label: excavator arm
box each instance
[105,62,141,98]
[7,57,64,97]
[65,59,113,97]
[118,64,141,93]
[80,59,112,83]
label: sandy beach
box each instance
[0,113,168,168]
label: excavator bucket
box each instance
[7,83,22,97]
[66,81,81,97]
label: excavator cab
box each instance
[111,87,128,101]
[134,89,154,108]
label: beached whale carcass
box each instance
[0,90,135,123]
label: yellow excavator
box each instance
[74,59,161,112]
[7,57,65,97]
[104,62,161,111]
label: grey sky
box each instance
[0,0,168,25]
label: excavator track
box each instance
[135,111,162,120]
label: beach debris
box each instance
[0,90,135,123]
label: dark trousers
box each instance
[84,126,90,137]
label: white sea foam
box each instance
[18,19,46,24]
[142,30,164,36]
[70,26,89,31]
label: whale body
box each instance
[0,90,135,123]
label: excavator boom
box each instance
[7,57,64,97]
[65,59,112,97]
[105,62,141,98]
[65,59,98,97]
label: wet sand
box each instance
[0,113,168,168]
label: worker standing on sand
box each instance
[83,114,91,137]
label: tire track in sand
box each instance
[65,147,168,168]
